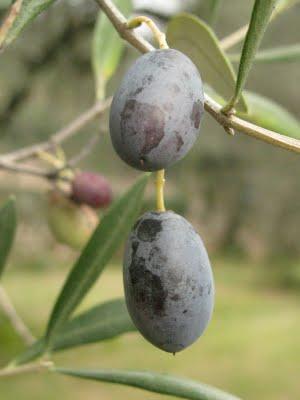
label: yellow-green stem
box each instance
[127,16,168,49]
[156,169,165,212]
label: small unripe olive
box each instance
[47,190,98,250]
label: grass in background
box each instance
[0,258,299,400]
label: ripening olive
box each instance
[71,171,112,209]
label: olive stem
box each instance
[0,285,35,346]
[0,361,53,378]
[0,0,23,49]
[37,150,64,169]
[0,97,112,179]
[155,170,166,212]
[37,150,74,182]
[127,16,168,49]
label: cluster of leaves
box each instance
[0,0,300,399]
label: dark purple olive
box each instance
[123,211,214,353]
[110,49,204,171]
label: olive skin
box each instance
[110,49,204,171]
[123,211,214,353]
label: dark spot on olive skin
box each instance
[142,75,154,85]
[190,100,202,129]
[183,71,190,80]
[129,240,167,316]
[151,245,160,254]
[137,218,162,242]
[207,283,212,295]
[120,99,138,140]
[199,286,204,296]
[175,132,184,152]
[183,309,188,314]
[140,110,165,155]
[132,87,143,96]
[147,246,168,267]
[157,60,169,70]
[171,294,180,301]
[148,245,159,258]
[120,100,166,156]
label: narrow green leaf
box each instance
[56,368,241,400]
[0,0,57,50]
[166,13,248,112]
[14,298,135,365]
[45,173,150,346]
[0,197,17,278]
[92,0,132,100]
[225,0,277,110]
[229,44,300,64]
[239,91,300,139]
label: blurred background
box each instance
[0,0,299,399]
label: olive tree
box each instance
[0,1,299,399]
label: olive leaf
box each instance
[45,173,150,347]
[55,368,241,400]
[0,196,17,278]
[166,13,248,112]
[92,0,132,100]
[0,0,57,50]
[224,0,277,111]
[14,298,135,365]
[229,44,300,64]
